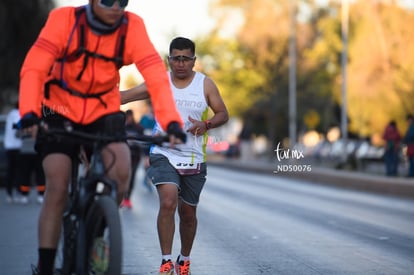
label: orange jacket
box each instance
[19,6,182,130]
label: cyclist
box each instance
[121,37,229,275]
[18,1,185,274]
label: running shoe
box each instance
[19,195,29,204]
[159,259,174,275]
[37,195,44,204]
[121,198,132,209]
[5,195,14,203]
[175,256,191,275]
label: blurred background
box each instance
[1,0,413,176]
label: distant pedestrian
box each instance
[382,120,401,176]
[121,109,144,209]
[139,104,156,192]
[403,114,414,177]
[140,104,156,134]
[4,103,22,203]
[238,119,254,161]
[17,131,45,204]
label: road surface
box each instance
[1,165,413,274]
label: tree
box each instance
[197,0,414,147]
[199,0,340,146]
[0,0,54,112]
[346,1,414,137]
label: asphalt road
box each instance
[1,165,414,274]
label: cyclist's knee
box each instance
[43,181,68,207]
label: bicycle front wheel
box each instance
[56,203,77,275]
[85,196,122,275]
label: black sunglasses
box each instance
[98,0,129,8]
[168,55,196,63]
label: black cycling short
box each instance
[36,108,127,161]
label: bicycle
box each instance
[37,124,169,275]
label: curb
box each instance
[208,158,414,199]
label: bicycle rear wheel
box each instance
[85,195,122,275]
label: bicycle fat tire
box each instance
[56,214,77,275]
[85,196,122,275]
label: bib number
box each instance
[172,162,201,176]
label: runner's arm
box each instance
[187,77,228,136]
[120,83,149,104]
[203,77,229,129]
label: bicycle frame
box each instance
[77,144,120,274]
[50,126,170,274]
[78,142,118,210]
[50,128,122,275]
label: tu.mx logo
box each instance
[274,142,304,162]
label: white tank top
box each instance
[151,72,209,167]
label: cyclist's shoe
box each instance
[159,259,174,275]
[175,256,191,275]
[31,264,39,275]
[31,264,60,275]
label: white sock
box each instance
[162,255,172,262]
[179,254,190,262]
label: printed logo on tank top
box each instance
[175,96,205,111]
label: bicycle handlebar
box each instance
[40,126,170,147]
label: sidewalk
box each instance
[207,154,414,199]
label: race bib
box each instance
[172,162,201,176]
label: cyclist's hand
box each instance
[15,112,40,129]
[167,121,187,145]
[14,112,40,137]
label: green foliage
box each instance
[347,1,414,137]
[196,37,266,117]
[304,109,321,130]
[195,0,414,143]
